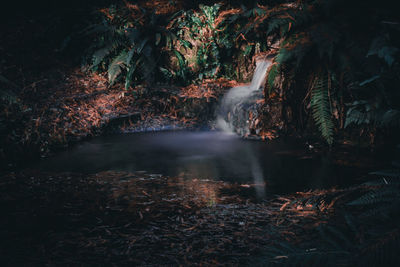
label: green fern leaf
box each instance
[108,50,128,85]
[243,45,253,56]
[310,75,334,145]
[348,187,400,206]
[267,63,280,93]
[91,45,113,70]
[275,48,292,64]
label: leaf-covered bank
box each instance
[1,169,399,266]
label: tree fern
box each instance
[310,74,334,145]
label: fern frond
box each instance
[275,48,292,65]
[124,57,141,90]
[369,169,400,178]
[267,17,292,36]
[108,50,128,85]
[310,74,334,145]
[276,36,311,68]
[344,105,373,128]
[364,178,400,186]
[267,63,280,94]
[348,187,400,206]
[91,45,113,70]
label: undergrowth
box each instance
[79,0,400,145]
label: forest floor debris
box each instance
[1,170,397,266]
[1,69,234,168]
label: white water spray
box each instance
[215,59,271,197]
[216,60,271,133]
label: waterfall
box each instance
[216,59,271,133]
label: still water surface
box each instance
[38,131,363,194]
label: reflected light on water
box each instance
[37,130,362,195]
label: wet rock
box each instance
[217,58,287,140]
[220,89,288,140]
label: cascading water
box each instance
[215,59,272,197]
[216,59,272,134]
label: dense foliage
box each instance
[263,0,400,145]
[82,0,399,145]
[82,2,270,86]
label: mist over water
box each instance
[33,60,363,197]
[36,131,360,196]
[216,60,271,133]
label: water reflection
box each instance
[37,131,360,195]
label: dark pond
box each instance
[35,130,376,195]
